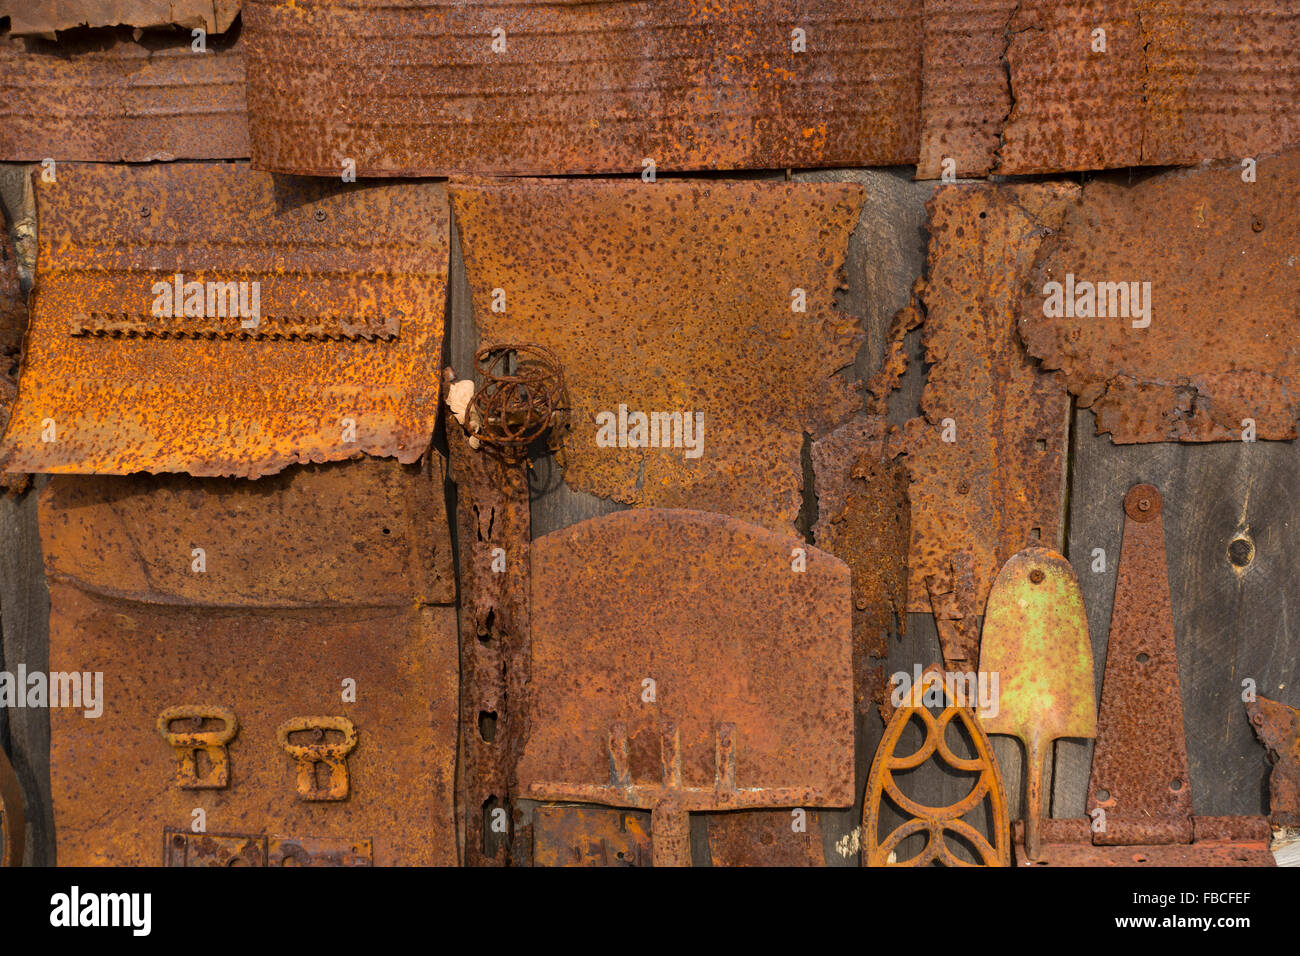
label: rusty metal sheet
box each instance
[916,0,1016,179]
[520,509,854,866]
[2,0,240,36]
[1012,817,1276,867]
[450,179,866,535]
[244,0,921,177]
[0,163,447,477]
[42,471,459,866]
[811,416,909,719]
[162,830,374,866]
[532,806,652,868]
[0,30,249,162]
[704,812,824,867]
[898,184,1074,614]
[0,743,24,867]
[1021,153,1300,444]
[999,1,1300,174]
[1087,484,1193,844]
[863,670,1010,866]
[40,458,454,606]
[1247,695,1300,827]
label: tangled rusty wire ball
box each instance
[469,344,569,459]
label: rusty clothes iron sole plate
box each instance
[519,509,854,867]
[0,162,448,478]
[243,0,921,176]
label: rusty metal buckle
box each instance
[277,716,358,801]
[157,705,238,790]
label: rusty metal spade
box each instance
[979,547,1097,860]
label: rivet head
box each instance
[1029,568,1045,584]
[1251,216,1265,232]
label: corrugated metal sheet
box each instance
[1,0,240,36]
[449,178,865,534]
[0,163,447,477]
[244,0,921,177]
[0,30,248,162]
[1021,152,1300,443]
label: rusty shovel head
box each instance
[979,547,1096,858]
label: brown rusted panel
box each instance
[900,184,1073,614]
[520,509,854,865]
[532,806,652,868]
[0,219,23,453]
[1011,818,1275,867]
[2,0,240,36]
[705,812,823,867]
[40,459,454,606]
[43,471,459,866]
[0,743,24,866]
[1021,153,1300,444]
[244,0,921,177]
[1246,695,1300,827]
[916,0,1016,179]
[999,1,1300,173]
[0,30,248,162]
[811,416,909,719]
[0,163,447,477]
[1087,485,1193,845]
[450,179,866,535]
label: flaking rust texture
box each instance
[520,509,854,865]
[705,813,823,867]
[450,180,865,535]
[1246,696,1300,827]
[0,30,249,162]
[0,219,22,455]
[2,0,240,36]
[244,0,920,177]
[811,416,909,719]
[900,184,1073,615]
[0,163,447,478]
[1021,152,1300,444]
[999,1,1300,174]
[41,467,459,866]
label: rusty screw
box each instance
[956,480,970,495]
[854,597,867,611]
[1137,497,1150,512]
[314,209,327,222]
[1251,216,1265,233]
[140,206,151,218]
[1029,568,1045,584]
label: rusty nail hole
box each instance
[1133,853,1148,863]
[1228,536,1254,569]
[381,527,391,535]
[1029,569,1045,584]
[1251,216,1265,232]
[1096,788,1110,802]
[956,480,970,495]
[1035,439,1046,451]
[1029,527,1041,540]
[1170,778,1183,792]
[978,211,987,219]
[1136,652,1149,663]
[172,835,186,847]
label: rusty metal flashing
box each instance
[450,179,866,536]
[447,403,532,866]
[0,30,249,162]
[1021,152,1300,444]
[244,0,921,177]
[863,670,1009,866]
[2,1,240,37]
[1246,695,1300,828]
[0,163,447,478]
[897,184,1073,615]
[521,509,854,867]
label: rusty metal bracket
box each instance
[863,668,1010,866]
[0,744,25,867]
[157,706,238,790]
[1246,695,1300,828]
[532,806,652,867]
[277,717,357,802]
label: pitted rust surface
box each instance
[1011,817,1275,866]
[450,180,866,534]
[0,30,249,162]
[0,164,447,477]
[521,509,853,866]
[863,671,1009,866]
[0,744,24,866]
[1246,695,1300,827]
[244,0,921,177]
[1021,153,1300,444]
[916,0,1016,178]
[811,416,909,720]
[2,0,240,36]
[40,459,454,606]
[900,184,1073,614]
[704,812,824,867]
[980,547,1096,860]
[1086,485,1194,845]
[532,806,653,868]
[448,410,532,866]
[42,470,459,866]
[999,1,1300,174]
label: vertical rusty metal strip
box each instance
[1087,486,1194,844]
[448,422,532,866]
[1246,695,1300,827]
[0,743,24,867]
